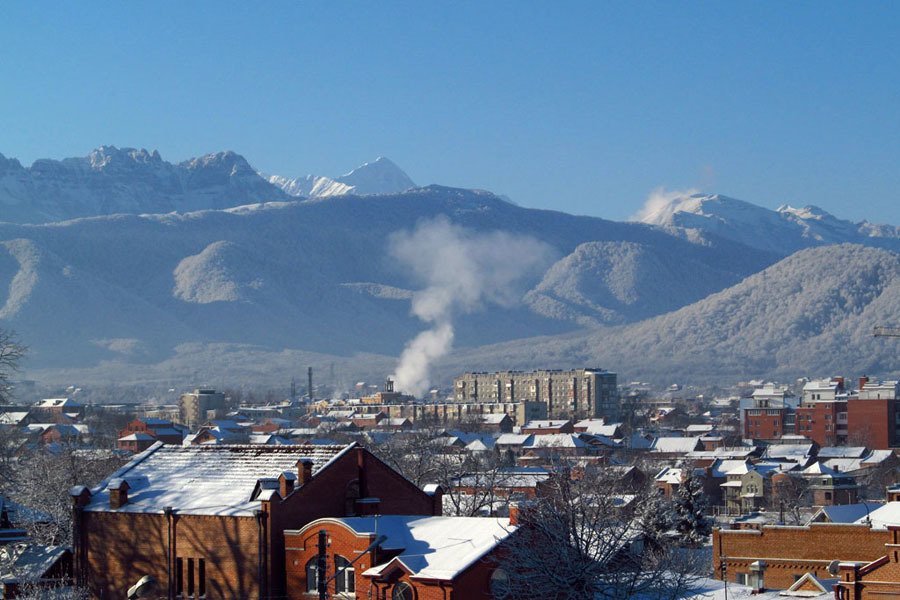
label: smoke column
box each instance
[389,216,554,397]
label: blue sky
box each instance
[2,2,899,223]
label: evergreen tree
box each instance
[672,467,712,548]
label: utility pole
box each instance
[318,529,327,600]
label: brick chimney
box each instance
[297,459,314,485]
[279,471,296,497]
[860,376,869,391]
[69,485,91,508]
[509,502,520,526]
[108,479,130,509]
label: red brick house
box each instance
[70,442,440,599]
[117,418,185,452]
[284,514,514,599]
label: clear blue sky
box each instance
[2,2,899,223]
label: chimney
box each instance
[423,483,443,516]
[307,367,313,401]
[509,502,520,526]
[860,376,869,391]
[69,485,92,508]
[356,447,369,498]
[279,471,296,497]
[297,459,314,485]
[108,479,130,509]
[748,560,766,593]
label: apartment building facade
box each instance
[453,368,619,420]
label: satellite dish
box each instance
[827,560,840,576]
[127,575,157,599]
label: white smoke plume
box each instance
[630,186,700,222]
[389,216,554,397]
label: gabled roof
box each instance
[650,437,702,454]
[334,516,514,581]
[524,434,586,449]
[83,442,354,516]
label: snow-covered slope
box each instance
[268,156,416,198]
[448,244,900,384]
[0,186,769,377]
[0,146,289,224]
[524,241,749,326]
[639,192,900,255]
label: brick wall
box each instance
[713,524,890,590]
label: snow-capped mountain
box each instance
[0,147,419,224]
[0,146,290,224]
[638,192,900,255]
[267,156,416,198]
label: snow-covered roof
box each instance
[0,412,29,425]
[522,419,571,429]
[480,414,509,424]
[764,443,814,459]
[118,432,156,442]
[655,467,683,485]
[854,501,900,529]
[1,545,69,584]
[496,433,533,446]
[809,502,884,524]
[35,398,80,408]
[816,446,867,459]
[83,442,354,516]
[331,515,514,581]
[650,437,701,454]
[801,462,843,477]
[524,434,586,449]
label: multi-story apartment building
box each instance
[178,388,227,428]
[847,377,900,449]
[453,368,619,420]
[740,384,798,441]
[795,378,848,446]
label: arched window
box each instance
[334,555,355,594]
[490,568,510,599]
[391,582,414,600]
[345,480,361,515]
[305,558,320,593]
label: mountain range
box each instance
[0,147,896,390]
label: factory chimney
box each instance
[308,367,314,401]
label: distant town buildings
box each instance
[453,368,619,420]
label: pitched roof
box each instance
[83,442,354,516]
[333,516,514,581]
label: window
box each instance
[392,582,414,600]
[735,573,748,585]
[825,491,833,501]
[176,558,184,597]
[306,558,321,594]
[335,555,355,594]
[176,557,206,599]
[490,568,510,599]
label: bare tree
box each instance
[498,464,703,599]
[9,446,127,546]
[769,473,810,525]
[0,329,26,405]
